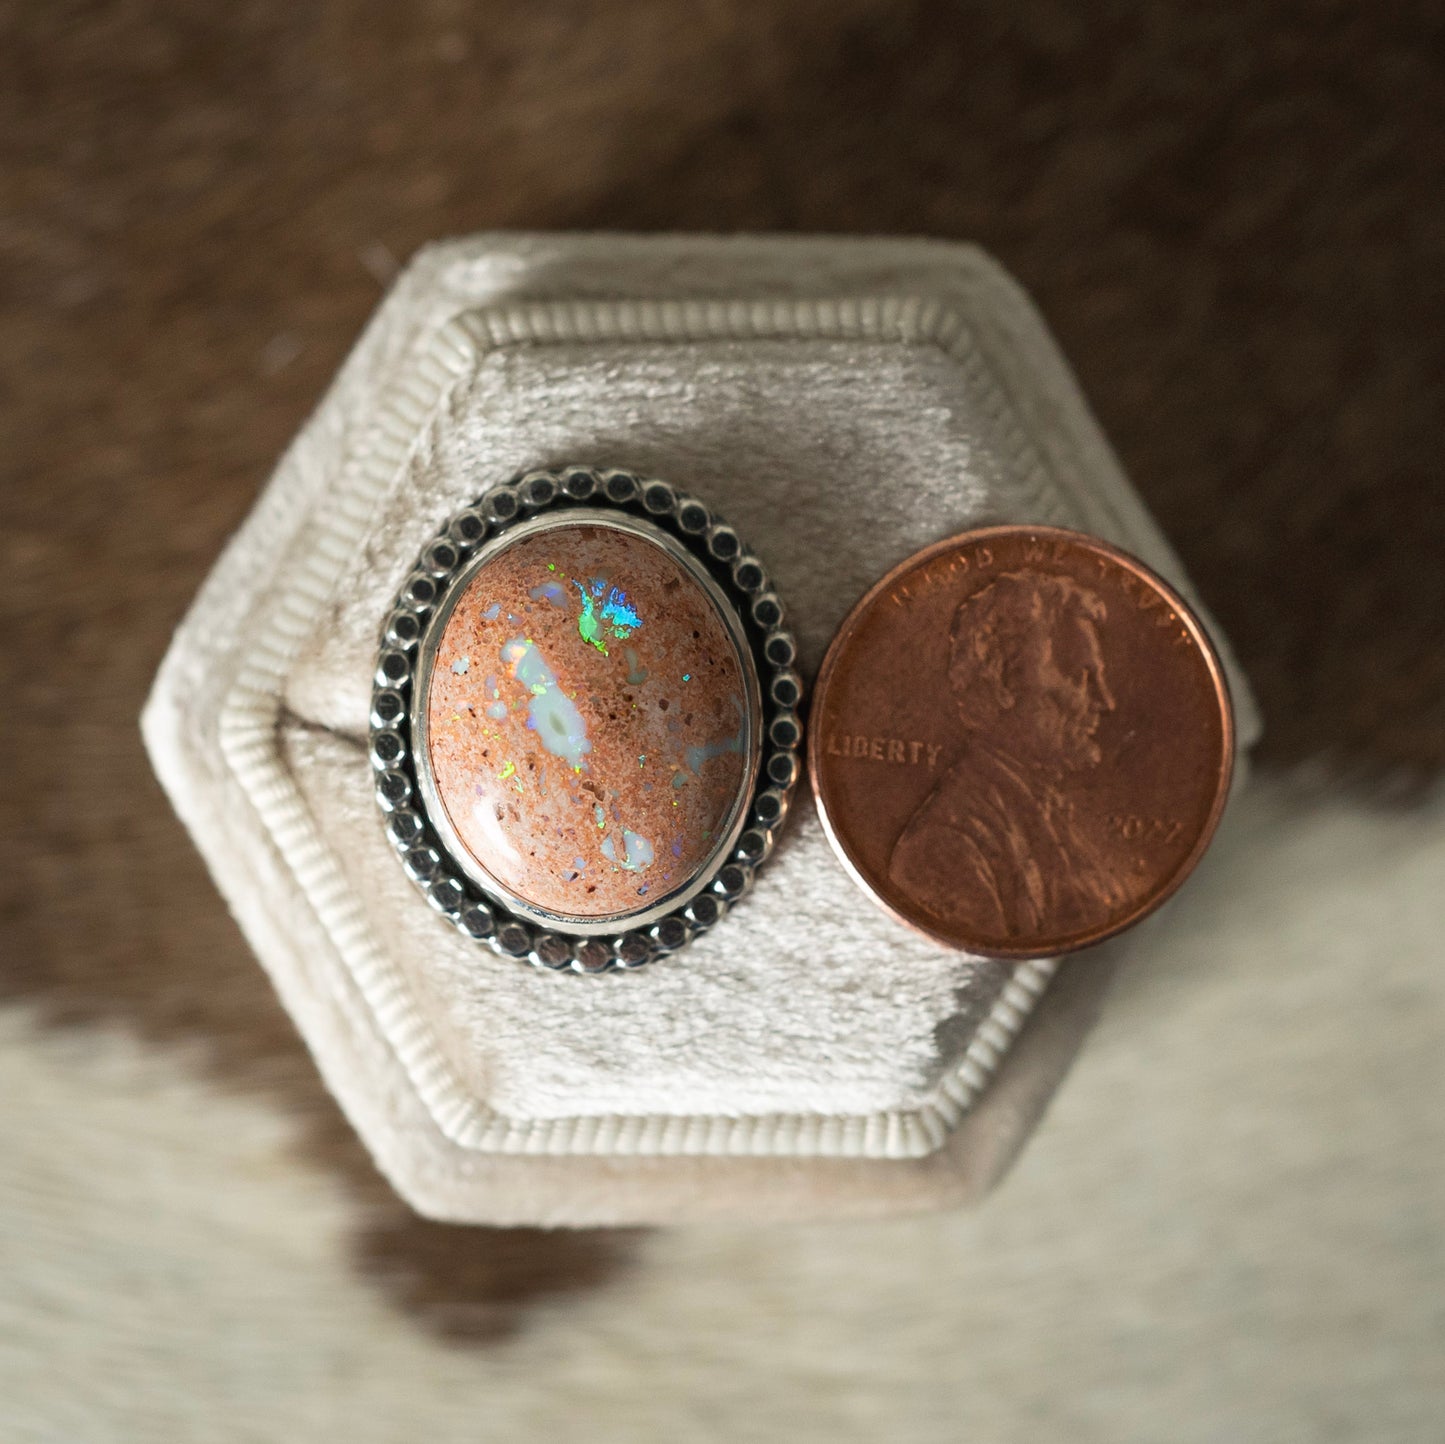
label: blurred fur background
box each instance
[1,2,1442,1436]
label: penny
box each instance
[417,513,760,930]
[810,526,1235,959]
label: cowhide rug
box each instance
[2,2,1441,1438]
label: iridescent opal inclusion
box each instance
[424,519,755,922]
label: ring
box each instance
[371,466,802,973]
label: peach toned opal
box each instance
[423,518,756,923]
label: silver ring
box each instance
[370,466,803,973]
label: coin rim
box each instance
[808,524,1237,960]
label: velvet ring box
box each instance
[143,234,1259,1226]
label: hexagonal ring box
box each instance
[144,235,1258,1225]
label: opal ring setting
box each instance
[371,466,802,972]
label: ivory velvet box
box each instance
[142,234,1258,1225]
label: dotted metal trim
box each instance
[370,466,803,974]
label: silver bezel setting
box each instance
[412,511,764,937]
[370,466,803,973]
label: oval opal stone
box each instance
[422,518,756,924]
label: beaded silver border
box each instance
[370,466,804,974]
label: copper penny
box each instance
[810,526,1235,959]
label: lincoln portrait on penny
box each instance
[887,569,1130,945]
